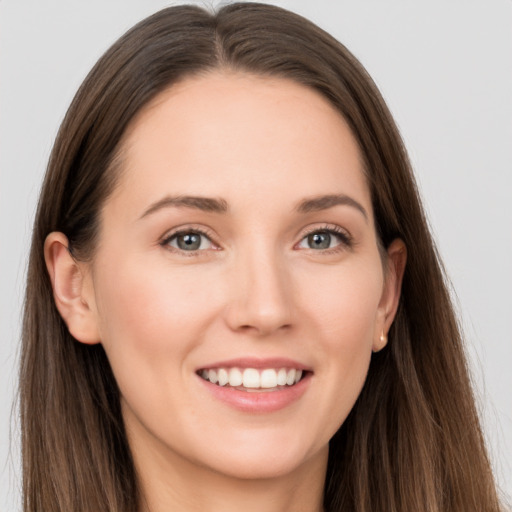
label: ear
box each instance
[44,232,100,344]
[372,238,407,352]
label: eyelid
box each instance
[158,223,353,254]
[295,223,353,251]
[159,225,220,253]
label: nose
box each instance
[224,246,294,337]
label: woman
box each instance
[20,3,503,511]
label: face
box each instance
[72,73,403,483]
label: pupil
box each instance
[178,233,201,250]
[309,232,330,249]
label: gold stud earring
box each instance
[380,332,387,345]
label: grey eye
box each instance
[177,233,201,250]
[307,232,332,249]
[297,229,349,251]
[168,232,213,251]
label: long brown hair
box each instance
[21,3,503,511]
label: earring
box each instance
[373,332,388,353]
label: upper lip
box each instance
[196,357,312,372]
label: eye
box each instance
[164,230,214,252]
[297,228,351,251]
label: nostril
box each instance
[236,322,291,336]
[223,269,294,335]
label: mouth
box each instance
[197,367,308,392]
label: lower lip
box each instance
[197,373,311,413]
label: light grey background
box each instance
[1,1,511,510]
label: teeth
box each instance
[199,367,305,389]
[229,368,243,387]
[218,368,229,386]
[277,368,287,386]
[242,368,260,388]
[260,369,277,388]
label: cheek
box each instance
[90,258,219,431]
[91,258,221,403]
[301,256,383,346]
[94,259,213,350]
[297,257,383,428]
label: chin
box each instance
[193,435,328,482]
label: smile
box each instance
[198,367,305,391]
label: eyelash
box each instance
[160,224,353,255]
[160,227,218,256]
[298,224,354,253]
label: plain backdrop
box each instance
[1,1,511,510]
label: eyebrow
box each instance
[139,195,229,219]
[296,194,368,221]
[139,193,368,221]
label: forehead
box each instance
[110,71,371,218]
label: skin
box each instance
[45,72,406,512]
